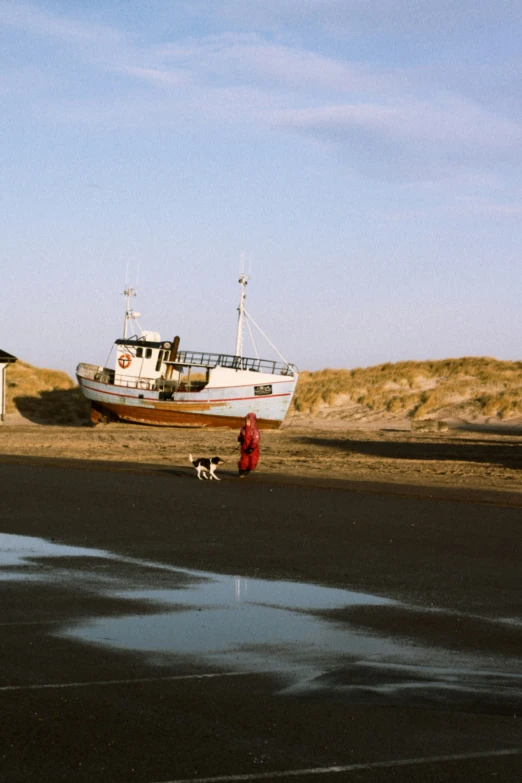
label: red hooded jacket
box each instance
[238,412,260,453]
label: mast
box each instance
[122,287,137,339]
[235,272,249,357]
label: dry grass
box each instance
[5,361,90,424]
[293,357,522,421]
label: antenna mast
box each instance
[235,254,250,357]
[122,287,137,339]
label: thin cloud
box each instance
[272,98,522,150]
[0,0,125,45]
[3,4,522,186]
[456,196,522,217]
[186,0,522,39]
[117,66,192,88]
[154,34,381,94]
[264,96,522,183]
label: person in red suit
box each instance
[238,412,260,477]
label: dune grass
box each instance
[293,357,522,420]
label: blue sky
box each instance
[1,0,522,377]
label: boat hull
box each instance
[77,368,296,429]
[89,401,282,428]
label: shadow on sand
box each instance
[296,434,522,471]
[13,389,90,426]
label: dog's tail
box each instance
[189,453,193,464]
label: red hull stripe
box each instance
[81,381,291,403]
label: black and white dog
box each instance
[189,453,224,481]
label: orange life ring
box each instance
[118,353,132,369]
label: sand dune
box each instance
[293,357,522,427]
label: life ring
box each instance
[118,353,132,369]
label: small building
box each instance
[0,349,17,423]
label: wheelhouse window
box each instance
[156,350,164,372]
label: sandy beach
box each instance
[1,412,521,497]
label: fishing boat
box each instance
[76,275,299,428]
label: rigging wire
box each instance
[242,308,289,365]
[245,316,259,359]
[103,344,114,369]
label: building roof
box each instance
[0,349,17,364]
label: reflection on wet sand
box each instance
[1,532,521,711]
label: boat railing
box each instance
[78,365,150,390]
[77,363,114,382]
[172,351,297,376]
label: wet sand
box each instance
[1,435,521,781]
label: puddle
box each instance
[2,533,522,707]
[62,576,403,681]
[111,577,394,611]
[0,533,111,568]
[0,533,112,582]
